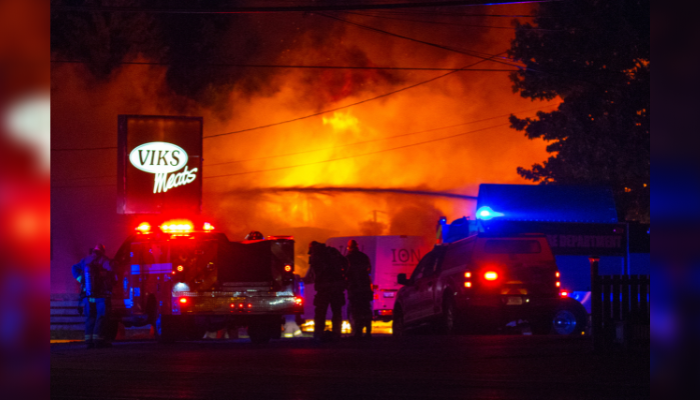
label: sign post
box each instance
[589,256,602,351]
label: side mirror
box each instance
[397,273,409,286]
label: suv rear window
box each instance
[484,240,541,254]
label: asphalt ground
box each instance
[50,334,648,400]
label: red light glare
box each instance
[177,265,184,272]
[294,297,303,306]
[464,282,472,288]
[203,222,215,231]
[247,303,252,308]
[179,297,188,304]
[230,304,235,308]
[239,303,244,308]
[464,272,472,278]
[556,281,561,287]
[484,271,498,281]
[136,222,151,233]
[560,291,569,297]
[556,271,561,278]
[160,219,193,233]
[284,265,292,272]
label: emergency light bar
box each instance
[136,222,151,233]
[161,219,193,233]
[475,206,504,221]
[136,220,216,234]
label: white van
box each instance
[303,236,432,322]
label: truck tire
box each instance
[247,324,271,344]
[104,319,120,342]
[154,314,177,343]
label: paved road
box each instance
[51,334,648,400]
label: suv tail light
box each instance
[464,271,473,288]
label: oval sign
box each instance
[129,142,188,174]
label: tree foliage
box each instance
[508,0,649,221]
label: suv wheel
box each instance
[439,296,456,335]
[551,299,588,336]
[392,306,405,338]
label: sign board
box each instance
[117,115,202,214]
[481,220,628,257]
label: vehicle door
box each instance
[401,253,433,325]
[415,252,441,321]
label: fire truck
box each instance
[109,219,303,343]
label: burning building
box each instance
[51,2,555,295]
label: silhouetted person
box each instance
[345,240,374,339]
[307,241,346,341]
[72,244,115,349]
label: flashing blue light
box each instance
[476,206,504,220]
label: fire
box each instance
[322,112,360,133]
[52,6,557,282]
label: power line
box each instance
[52,104,556,183]
[204,51,508,139]
[205,104,557,167]
[52,174,115,182]
[51,146,117,152]
[204,122,509,179]
[318,12,522,68]
[339,10,564,31]
[220,186,478,200]
[360,10,539,17]
[53,1,558,14]
[51,59,518,72]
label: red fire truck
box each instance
[109,219,303,343]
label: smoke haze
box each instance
[52,3,555,282]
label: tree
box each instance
[508,0,649,222]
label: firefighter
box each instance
[307,241,347,342]
[72,244,115,349]
[245,231,264,240]
[345,240,374,339]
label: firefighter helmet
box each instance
[93,243,106,254]
[245,231,264,240]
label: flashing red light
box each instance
[239,303,244,309]
[171,271,176,275]
[203,222,215,231]
[247,303,253,308]
[160,219,193,233]
[177,265,184,272]
[179,297,188,304]
[556,271,561,278]
[465,272,472,278]
[464,282,472,288]
[484,271,498,281]
[294,297,303,306]
[136,222,151,233]
[284,265,292,272]
[379,309,393,316]
[560,291,569,297]
[556,281,561,287]
[230,304,235,308]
